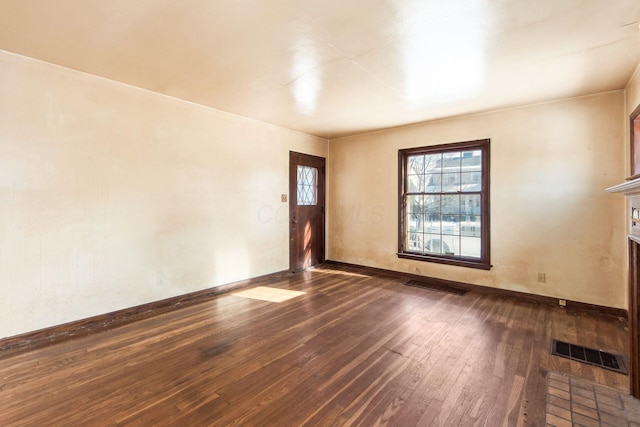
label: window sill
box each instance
[397,252,492,270]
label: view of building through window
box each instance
[399,139,490,269]
[406,150,482,257]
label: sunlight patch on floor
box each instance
[231,286,306,303]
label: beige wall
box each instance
[0,50,327,339]
[328,92,626,308]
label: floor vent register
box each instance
[551,339,627,375]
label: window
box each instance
[398,139,491,270]
[297,165,318,205]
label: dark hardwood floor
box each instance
[0,264,629,426]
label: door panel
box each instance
[289,152,325,272]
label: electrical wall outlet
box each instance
[537,273,546,283]
[558,299,567,307]
[281,194,287,202]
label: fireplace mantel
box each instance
[606,177,640,196]
[606,178,640,234]
[608,176,640,398]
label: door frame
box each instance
[629,238,640,398]
[289,151,326,272]
[628,104,640,399]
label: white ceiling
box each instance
[0,0,639,139]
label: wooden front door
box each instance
[289,152,325,272]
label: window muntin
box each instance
[297,165,318,205]
[399,139,490,270]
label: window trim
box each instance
[397,139,491,270]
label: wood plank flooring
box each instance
[0,264,630,426]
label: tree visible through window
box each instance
[398,139,491,270]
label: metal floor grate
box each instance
[551,339,628,375]
[404,280,467,296]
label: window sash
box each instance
[398,139,490,270]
